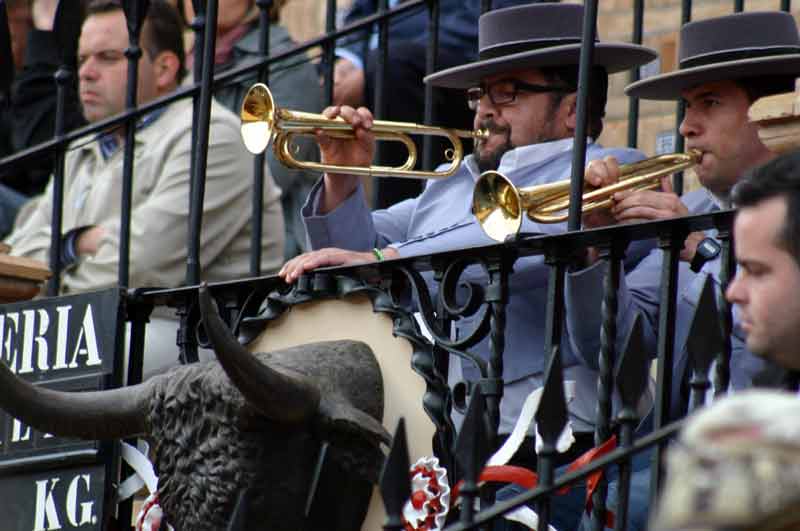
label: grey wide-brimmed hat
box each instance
[424,3,657,89]
[627,11,800,100]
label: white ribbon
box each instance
[118,440,157,501]
[488,381,576,467]
[504,506,559,531]
[485,381,576,531]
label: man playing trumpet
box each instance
[565,11,800,530]
[570,10,800,424]
[280,3,656,528]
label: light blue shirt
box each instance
[304,138,647,433]
[565,187,769,418]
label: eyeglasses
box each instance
[466,79,574,110]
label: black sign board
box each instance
[0,289,123,384]
[0,463,107,531]
[0,285,126,531]
[0,289,124,466]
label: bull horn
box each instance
[0,360,149,440]
[198,285,321,422]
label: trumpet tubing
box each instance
[240,83,488,179]
[473,150,702,242]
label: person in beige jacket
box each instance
[5,0,284,376]
[6,0,285,294]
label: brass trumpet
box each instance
[240,83,489,179]
[473,150,702,242]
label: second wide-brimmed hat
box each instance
[627,11,800,100]
[424,3,656,89]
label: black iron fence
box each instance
[0,0,796,530]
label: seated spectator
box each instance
[180,0,323,260]
[5,0,285,375]
[333,0,545,208]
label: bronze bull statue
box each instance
[0,287,390,531]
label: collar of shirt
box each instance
[463,137,593,181]
[97,107,168,160]
[703,187,731,210]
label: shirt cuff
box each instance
[302,178,376,251]
[60,226,93,268]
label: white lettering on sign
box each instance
[66,474,95,527]
[33,478,62,531]
[0,312,21,372]
[68,306,101,369]
[11,418,31,443]
[33,473,97,530]
[0,304,102,375]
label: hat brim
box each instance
[625,54,800,100]
[424,43,657,89]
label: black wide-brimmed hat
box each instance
[626,11,800,100]
[424,3,657,89]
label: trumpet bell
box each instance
[241,83,277,154]
[472,171,522,242]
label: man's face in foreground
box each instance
[727,195,800,369]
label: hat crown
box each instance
[478,3,588,60]
[679,11,800,68]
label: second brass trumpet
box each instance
[240,83,489,179]
[473,150,702,242]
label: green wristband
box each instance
[372,248,385,262]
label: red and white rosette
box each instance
[402,457,451,531]
[135,492,174,531]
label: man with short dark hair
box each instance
[726,150,800,368]
[652,161,800,529]
[8,0,284,292]
[6,0,285,375]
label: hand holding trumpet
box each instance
[583,155,704,263]
[316,105,376,214]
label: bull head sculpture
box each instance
[0,287,390,531]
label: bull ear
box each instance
[319,398,392,446]
[198,285,321,423]
[0,358,149,440]
[320,398,390,483]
